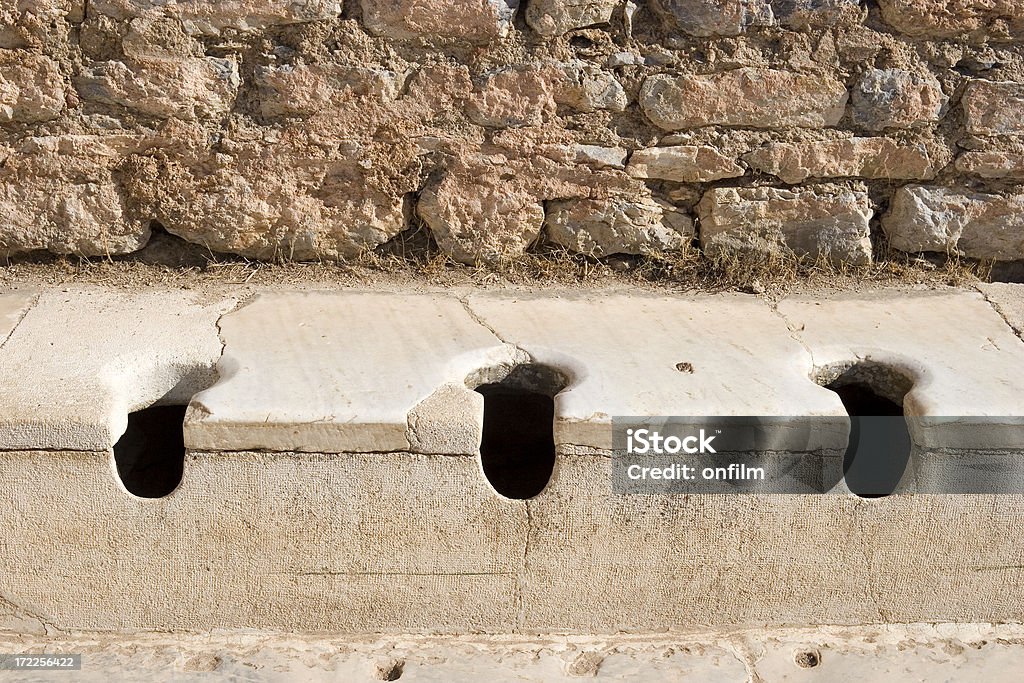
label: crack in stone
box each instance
[0,290,40,353]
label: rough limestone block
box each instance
[698,184,873,265]
[627,145,744,182]
[649,0,774,36]
[466,66,559,128]
[360,0,518,43]
[850,68,948,131]
[779,290,1024,449]
[640,68,847,130]
[554,62,628,113]
[89,0,342,34]
[0,288,234,451]
[0,0,80,48]
[0,449,526,632]
[571,144,628,169]
[545,197,694,257]
[743,137,940,183]
[883,185,1024,262]
[962,80,1024,136]
[417,157,546,264]
[525,0,618,36]
[184,292,518,453]
[256,64,403,118]
[877,0,1023,40]
[956,151,1024,180]
[74,57,240,120]
[125,134,409,261]
[0,135,150,258]
[468,293,847,448]
[0,52,65,123]
[775,0,864,29]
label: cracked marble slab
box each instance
[0,287,234,451]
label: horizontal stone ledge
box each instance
[1,287,1024,456]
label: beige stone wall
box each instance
[0,1,1022,264]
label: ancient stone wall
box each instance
[1,0,1022,265]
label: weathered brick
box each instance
[650,0,774,36]
[877,0,1023,40]
[546,197,694,257]
[526,0,617,36]
[698,184,873,264]
[361,0,518,43]
[0,52,65,123]
[883,185,1024,261]
[74,57,240,120]
[744,138,939,183]
[962,81,1024,136]
[640,68,847,131]
[628,145,744,183]
[851,69,947,131]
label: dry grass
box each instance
[0,228,1001,298]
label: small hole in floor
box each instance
[474,364,566,500]
[113,405,187,498]
[794,650,821,668]
[376,660,404,681]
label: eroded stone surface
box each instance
[360,0,518,43]
[743,137,940,183]
[850,68,948,131]
[90,0,342,34]
[650,0,775,36]
[640,68,847,130]
[525,0,617,35]
[0,135,150,257]
[257,64,403,118]
[956,151,1024,179]
[962,80,1024,136]
[698,184,873,264]
[545,197,694,257]
[883,185,1024,261]
[74,57,240,120]
[0,52,65,123]
[628,145,744,182]
[417,157,546,265]
[776,0,864,29]
[877,0,1024,40]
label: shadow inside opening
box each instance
[113,404,187,498]
[476,384,556,500]
[829,382,911,498]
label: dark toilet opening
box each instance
[113,404,187,498]
[826,376,911,498]
[474,364,565,500]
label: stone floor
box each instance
[2,624,1023,682]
